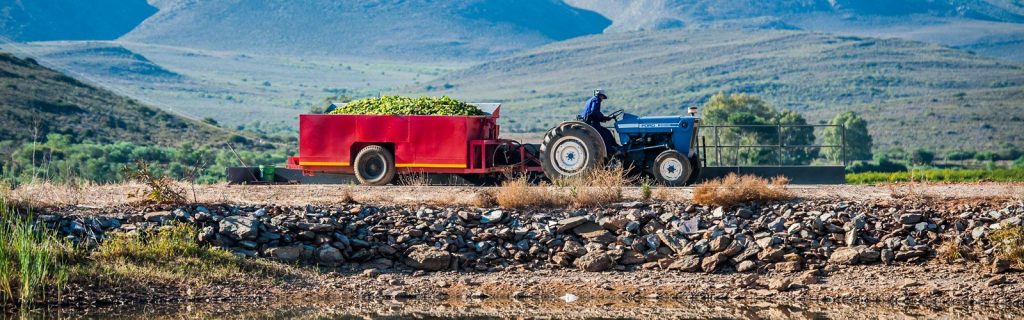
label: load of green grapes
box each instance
[329,96,485,116]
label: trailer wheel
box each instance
[652,150,692,186]
[354,145,396,186]
[540,122,607,180]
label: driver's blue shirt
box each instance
[579,96,605,123]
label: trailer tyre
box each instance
[354,145,396,186]
[540,122,607,180]
[652,150,692,187]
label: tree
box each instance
[701,93,817,165]
[911,148,935,165]
[823,111,872,163]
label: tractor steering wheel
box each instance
[609,109,624,120]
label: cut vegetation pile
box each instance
[330,96,484,116]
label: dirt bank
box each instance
[8,183,1024,309]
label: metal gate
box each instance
[697,124,847,184]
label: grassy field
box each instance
[847,167,1024,184]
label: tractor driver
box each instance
[579,89,618,154]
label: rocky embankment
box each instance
[41,198,1024,277]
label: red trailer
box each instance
[286,104,541,185]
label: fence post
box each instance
[841,125,848,167]
[777,125,784,166]
[714,126,721,166]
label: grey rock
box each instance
[317,246,344,264]
[405,245,452,271]
[575,251,614,272]
[668,255,702,272]
[558,217,589,233]
[268,245,304,262]
[736,260,757,273]
[220,216,260,240]
[829,246,862,265]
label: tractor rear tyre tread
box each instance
[686,155,702,186]
[354,145,396,186]
[540,122,607,181]
[652,150,693,187]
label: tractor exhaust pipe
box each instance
[687,106,698,116]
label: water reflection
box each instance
[8,299,1024,319]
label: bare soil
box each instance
[11,181,1024,208]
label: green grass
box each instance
[847,167,1024,184]
[0,197,71,307]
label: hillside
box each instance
[0,51,234,154]
[565,0,1024,61]
[423,27,1024,153]
[121,0,611,61]
[0,0,157,41]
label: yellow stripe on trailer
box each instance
[299,161,350,167]
[396,163,467,169]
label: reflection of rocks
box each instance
[35,198,1024,274]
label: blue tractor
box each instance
[540,108,701,186]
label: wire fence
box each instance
[700,124,847,167]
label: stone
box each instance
[406,245,452,271]
[667,255,701,272]
[267,245,304,262]
[618,251,646,265]
[987,275,1008,286]
[480,210,504,224]
[737,208,754,219]
[881,249,895,265]
[993,257,1012,274]
[145,211,173,223]
[758,246,786,263]
[575,251,615,272]
[656,230,690,255]
[776,261,802,273]
[900,213,923,225]
[558,217,589,233]
[219,216,259,240]
[858,248,881,263]
[795,271,818,286]
[317,246,344,264]
[563,240,588,257]
[701,253,725,273]
[736,260,757,273]
[768,277,792,291]
[712,207,725,218]
[829,246,862,265]
[709,236,732,252]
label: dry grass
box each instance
[399,173,432,186]
[495,176,563,209]
[472,190,497,208]
[692,174,792,207]
[496,168,627,209]
[936,238,974,264]
[989,226,1024,269]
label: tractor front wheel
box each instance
[354,145,396,186]
[652,150,693,186]
[540,122,607,181]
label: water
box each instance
[10,299,1024,319]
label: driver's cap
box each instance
[594,89,607,99]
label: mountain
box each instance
[423,27,1024,153]
[120,0,611,61]
[0,0,157,41]
[0,51,234,153]
[564,0,1024,61]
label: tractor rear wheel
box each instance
[652,150,693,186]
[540,122,607,181]
[354,145,396,186]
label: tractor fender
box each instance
[548,121,607,157]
